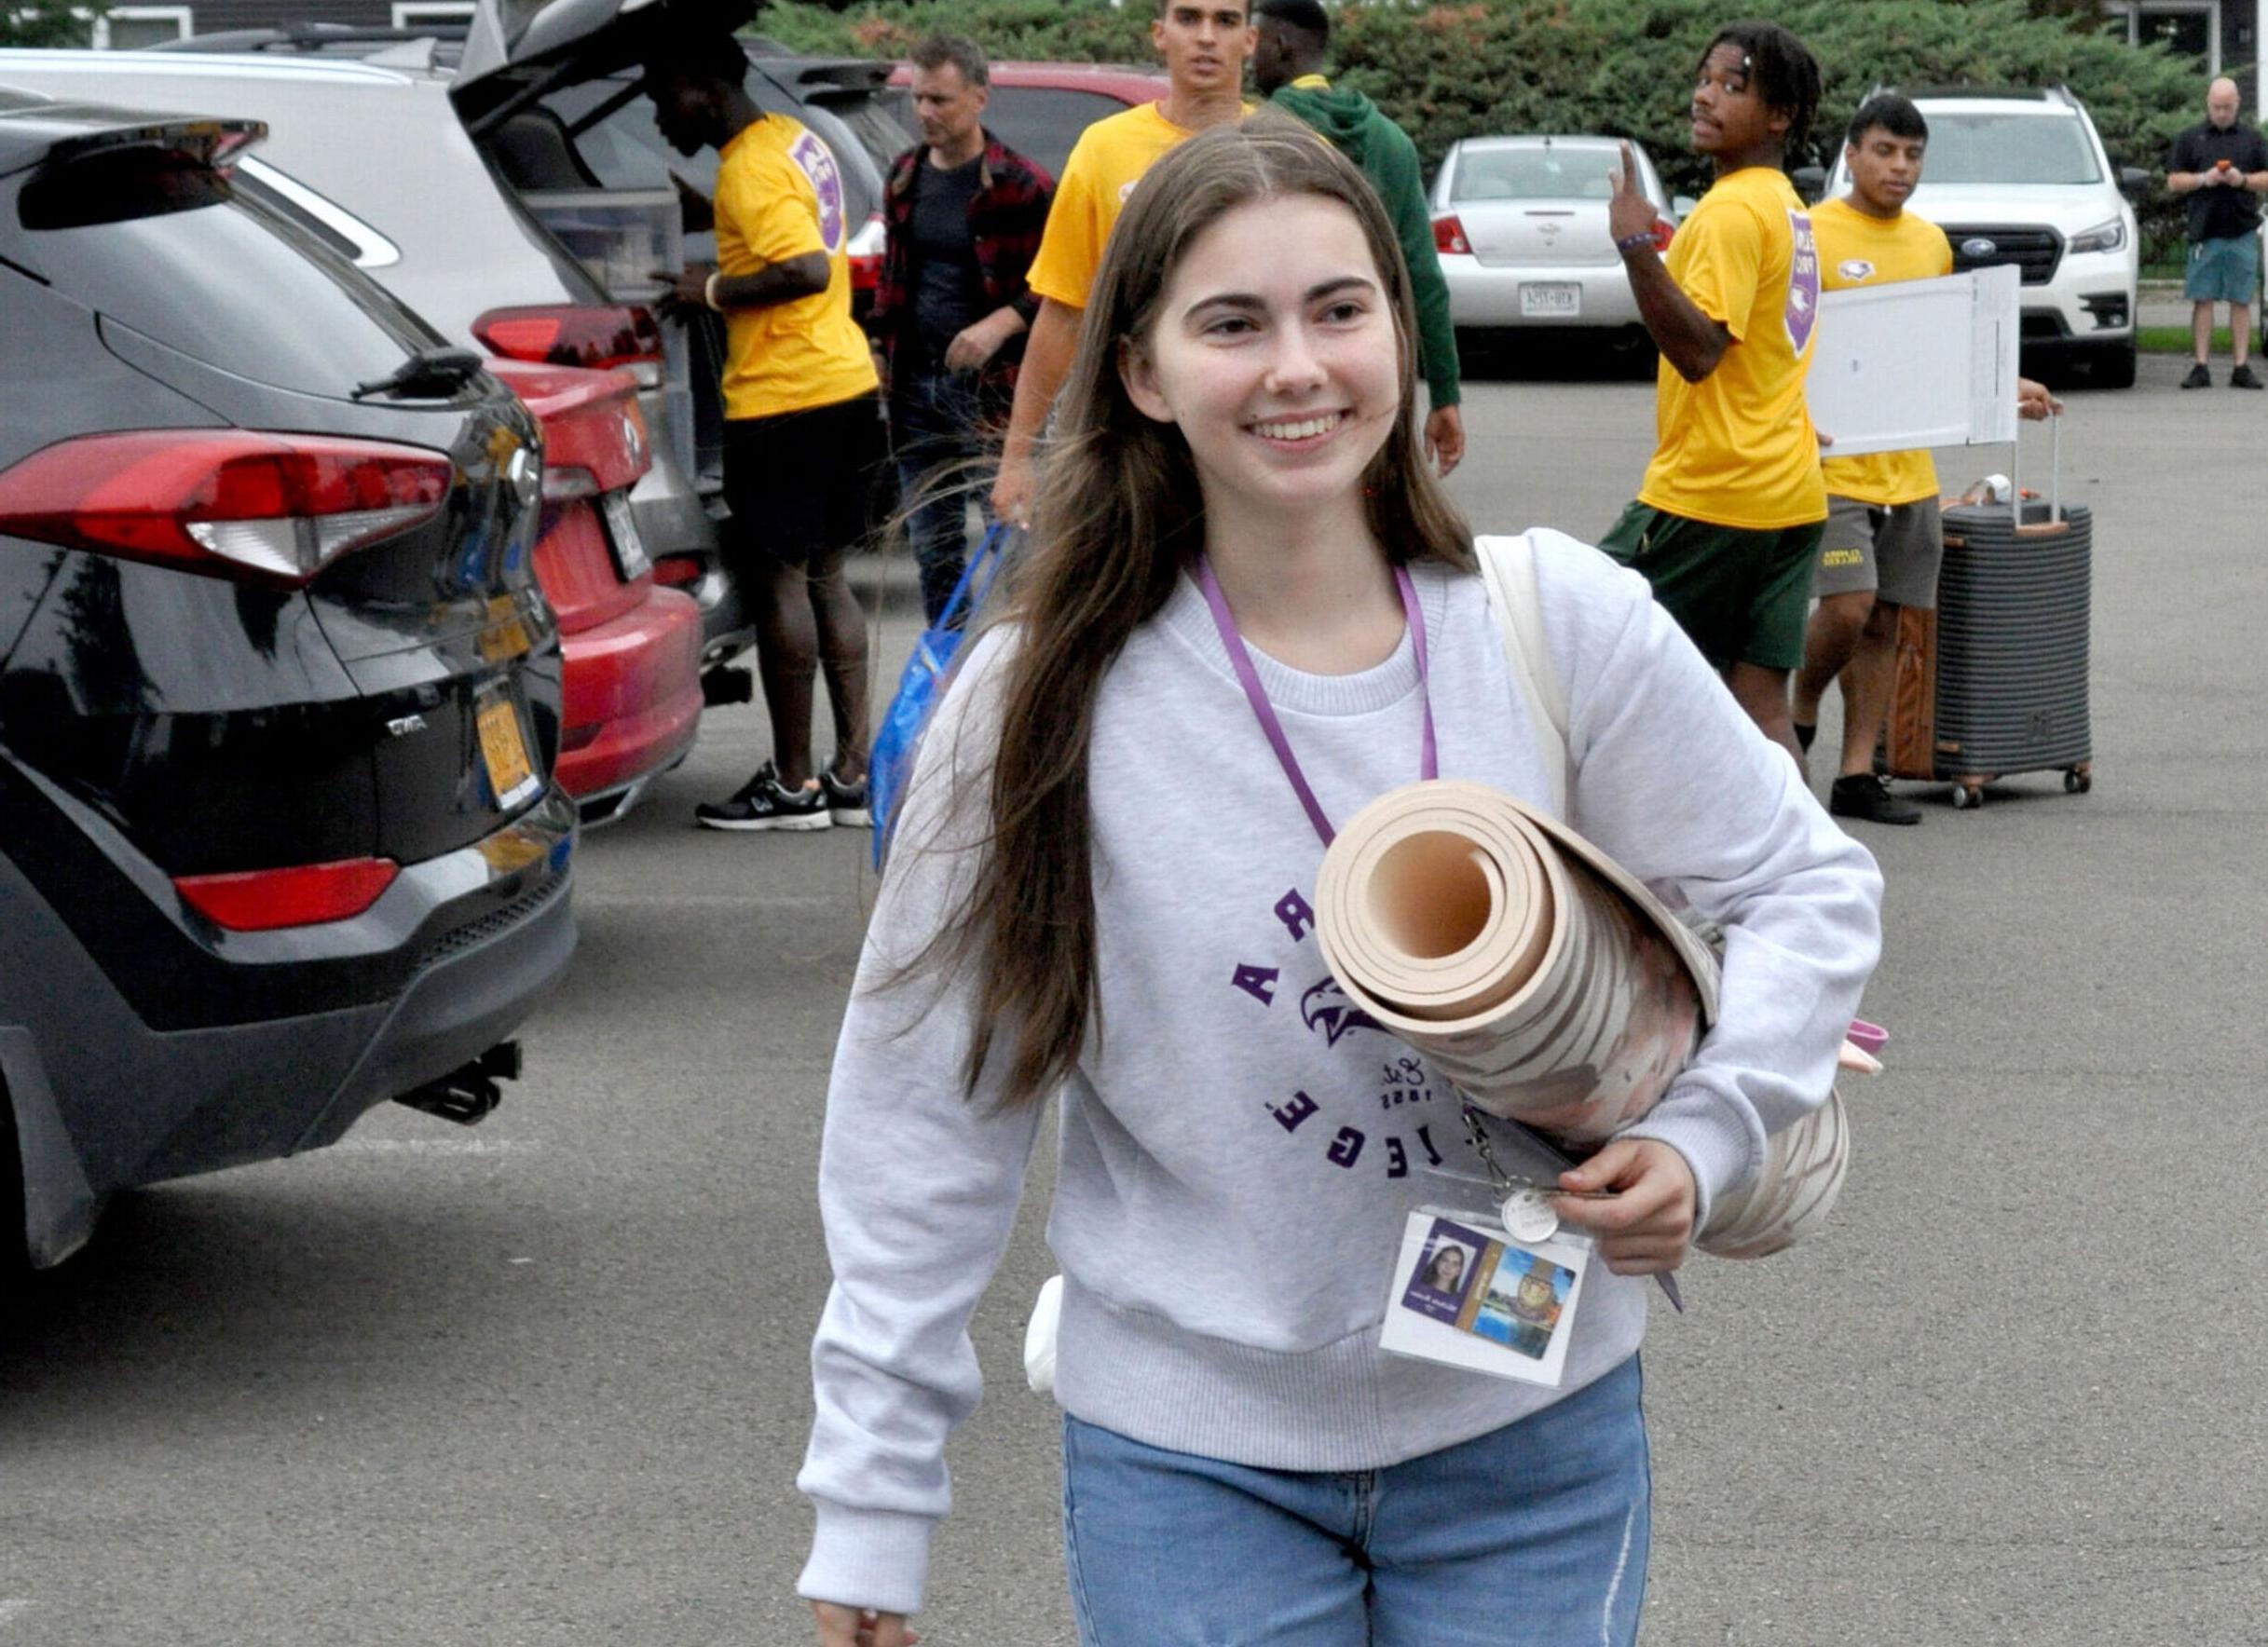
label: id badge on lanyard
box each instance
[1380,1205,1594,1388]
[1201,555,1674,1383]
[1204,557,1592,1386]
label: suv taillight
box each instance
[0,429,451,586]
[1433,214,1470,257]
[473,305,664,377]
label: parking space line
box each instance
[571,892,856,909]
[327,1139,540,1156]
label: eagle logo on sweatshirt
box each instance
[1300,977,1387,1047]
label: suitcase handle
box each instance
[2008,409,2060,526]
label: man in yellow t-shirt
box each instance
[1600,20,1824,762]
[649,34,881,833]
[990,0,1255,524]
[1795,93,2060,826]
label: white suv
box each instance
[1822,87,2146,388]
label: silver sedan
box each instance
[1428,135,1684,336]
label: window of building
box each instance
[390,1,473,25]
[95,5,191,48]
[2103,1,2221,76]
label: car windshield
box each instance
[1453,147,1620,203]
[1916,114,2102,184]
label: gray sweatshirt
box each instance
[797,539,1883,1615]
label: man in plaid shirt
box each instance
[868,34,1054,623]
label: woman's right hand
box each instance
[812,1601,919,1646]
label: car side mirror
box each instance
[1672,194,1698,220]
[1790,164,1825,203]
[2118,165,2152,200]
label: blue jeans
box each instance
[1061,1355,1650,1646]
[889,369,996,627]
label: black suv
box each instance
[0,92,577,1273]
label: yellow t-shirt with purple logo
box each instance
[1025,102,1209,311]
[714,114,879,422]
[1812,197,1955,507]
[1636,166,1825,530]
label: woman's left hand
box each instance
[1551,1138,1697,1274]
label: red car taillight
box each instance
[847,211,886,294]
[0,430,451,587]
[1652,218,1675,253]
[175,857,401,932]
[473,305,664,377]
[1432,214,1470,257]
[651,555,703,589]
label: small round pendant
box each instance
[1502,1190,1559,1244]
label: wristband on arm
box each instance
[1615,230,1658,255]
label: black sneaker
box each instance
[1828,773,1922,826]
[819,769,870,827]
[2232,363,2264,390]
[2181,362,2213,389]
[695,762,831,832]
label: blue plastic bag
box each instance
[869,525,1009,868]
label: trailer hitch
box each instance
[391,1041,521,1126]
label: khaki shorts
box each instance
[1814,495,1944,610]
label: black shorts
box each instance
[720,394,885,573]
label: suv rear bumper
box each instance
[555,581,704,808]
[1,790,578,1267]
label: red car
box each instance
[884,61,1170,179]
[486,359,704,824]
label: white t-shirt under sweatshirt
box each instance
[797,538,1883,1616]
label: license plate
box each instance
[600,490,651,581]
[476,689,541,811]
[1520,282,1581,318]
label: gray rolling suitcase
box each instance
[1882,423,2095,810]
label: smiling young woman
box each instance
[797,116,1881,1647]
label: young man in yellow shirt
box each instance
[990,0,1254,524]
[649,34,881,832]
[1601,20,1824,763]
[1795,92,2062,825]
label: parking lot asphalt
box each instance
[1,350,2262,1646]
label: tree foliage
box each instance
[763,0,2208,251]
[0,0,102,48]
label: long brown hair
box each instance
[906,114,1474,1106]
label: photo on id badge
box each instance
[1385,1213,1589,1386]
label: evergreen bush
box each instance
[760,0,2214,260]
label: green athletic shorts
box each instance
[1599,501,1826,671]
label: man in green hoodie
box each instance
[1253,0,1463,476]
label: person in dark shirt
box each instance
[2165,76,2268,389]
[1251,0,1464,477]
[868,34,1055,621]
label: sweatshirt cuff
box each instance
[1426,376,1461,409]
[798,1502,937,1618]
[1620,1083,1759,1236]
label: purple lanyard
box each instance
[1197,557,1437,847]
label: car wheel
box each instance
[0,1095,29,1305]
[2087,338,2137,389]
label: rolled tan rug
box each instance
[1314,780,1849,1259]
